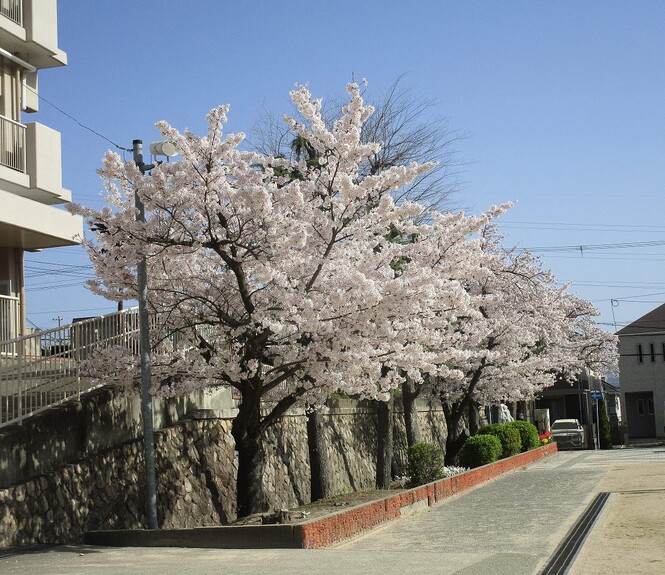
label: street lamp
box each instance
[132,138,178,530]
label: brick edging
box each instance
[296,442,558,548]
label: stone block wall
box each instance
[0,393,446,549]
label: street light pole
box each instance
[132,139,158,530]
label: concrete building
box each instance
[0,0,82,341]
[617,303,665,439]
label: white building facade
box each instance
[617,303,665,440]
[0,0,82,341]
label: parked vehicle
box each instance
[551,419,585,449]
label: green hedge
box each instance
[459,435,502,468]
[477,423,521,458]
[505,421,541,452]
[599,400,613,449]
[407,442,444,486]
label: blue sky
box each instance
[26,0,665,333]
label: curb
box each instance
[85,442,558,549]
[298,442,558,548]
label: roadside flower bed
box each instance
[539,431,553,445]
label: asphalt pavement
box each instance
[3,447,665,575]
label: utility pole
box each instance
[132,139,158,530]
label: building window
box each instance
[638,399,645,416]
[648,398,654,416]
[651,343,656,362]
[638,344,643,363]
[662,343,665,362]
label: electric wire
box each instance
[503,221,665,233]
[16,78,665,335]
[22,82,130,152]
[524,240,665,253]
[28,306,118,316]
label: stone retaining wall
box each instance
[82,443,560,550]
[0,393,446,548]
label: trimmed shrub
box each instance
[477,423,521,458]
[459,435,502,468]
[407,442,444,486]
[505,421,541,452]
[599,400,613,449]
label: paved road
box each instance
[3,447,665,575]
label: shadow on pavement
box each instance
[0,544,105,559]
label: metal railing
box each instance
[0,114,25,172]
[0,294,19,345]
[0,0,22,25]
[0,307,141,428]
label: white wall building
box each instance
[0,0,82,341]
[617,303,665,439]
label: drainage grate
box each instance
[539,492,610,575]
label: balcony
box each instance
[0,0,22,26]
[0,114,25,173]
[0,116,82,249]
[0,294,19,344]
[0,0,67,69]
[0,116,72,204]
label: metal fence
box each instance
[0,0,22,25]
[0,308,141,428]
[0,114,25,172]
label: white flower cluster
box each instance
[69,82,617,423]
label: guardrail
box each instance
[0,307,141,428]
[0,0,22,25]
[0,114,26,172]
[0,294,19,345]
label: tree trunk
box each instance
[401,378,422,449]
[307,409,330,501]
[230,377,300,518]
[233,432,266,518]
[442,400,469,466]
[468,401,480,435]
[231,390,266,518]
[376,396,394,488]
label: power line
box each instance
[24,259,91,267]
[541,255,665,262]
[26,281,90,292]
[26,317,42,330]
[572,280,665,286]
[524,240,665,253]
[28,306,117,316]
[23,82,130,152]
[504,220,665,230]
[503,221,665,233]
[593,291,665,302]
[572,282,665,290]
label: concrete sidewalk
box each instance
[2,448,665,575]
[568,460,665,574]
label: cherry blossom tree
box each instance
[430,231,617,464]
[252,78,465,491]
[250,77,464,212]
[71,83,504,517]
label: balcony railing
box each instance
[0,0,22,25]
[0,294,19,345]
[0,114,25,172]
